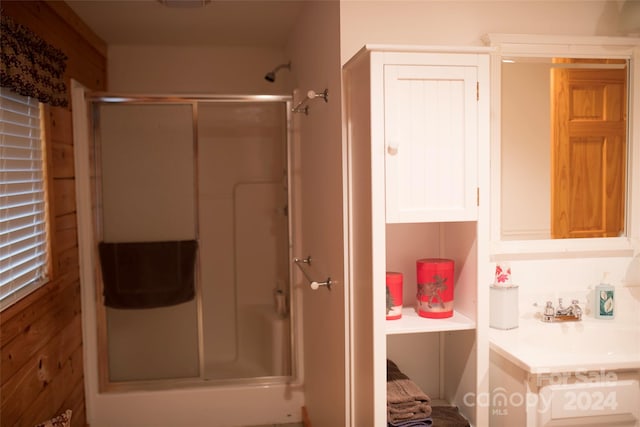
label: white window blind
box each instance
[0,88,50,310]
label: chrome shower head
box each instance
[264,61,291,83]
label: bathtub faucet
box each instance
[542,298,582,322]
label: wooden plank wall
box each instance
[1,2,107,426]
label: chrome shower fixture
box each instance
[264,61,291,82]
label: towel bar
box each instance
[292,89,328,115]
[293,255,332,290]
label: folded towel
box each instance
[387,359,432,423]
[389,401,432,416]
[389,418,433,427]
[387,396,432,421]
[99,240,198,309]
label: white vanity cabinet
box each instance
[344,46,490,426]
[490,351,640,427]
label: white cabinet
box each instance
[490,350,640,427]
[344,46,490,426]
[385,63,479,223]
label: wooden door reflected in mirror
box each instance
[550,58,627,239]
[500,57,629,240]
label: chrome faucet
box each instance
[541,298,582,322]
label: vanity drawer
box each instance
[538,379,639,426]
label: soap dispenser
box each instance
[594,273,615,319]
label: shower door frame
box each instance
[86,93,297,392]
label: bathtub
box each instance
[87,304,301,427]
[89,383,304,427]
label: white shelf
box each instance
[385,307,476,335]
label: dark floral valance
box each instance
[1,12,68,107]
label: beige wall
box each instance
[340,1,625,64]
[501,61,550,239]
[286,1,347,426]
[108,45,293,94]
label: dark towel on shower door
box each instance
[98,240,198,309]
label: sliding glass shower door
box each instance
[93,97,293,386]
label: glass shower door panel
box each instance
[97,103,200,382]
[197,103,291,380]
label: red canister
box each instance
[416,258,454,318]
[386,272,403,320]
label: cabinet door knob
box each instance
[387,142,399,155]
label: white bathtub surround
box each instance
[233,304,292,378]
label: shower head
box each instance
[265,61,291,83]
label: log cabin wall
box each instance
[1,2,107,426]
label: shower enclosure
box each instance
[90,95,295,387]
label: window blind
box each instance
[0,88,49,310]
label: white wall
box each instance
[505,257,640,325]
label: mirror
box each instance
[500,56,629,240]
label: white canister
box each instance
[490,285,519,330]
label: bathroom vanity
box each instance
[489,318,640,426]
[484,33,640,427]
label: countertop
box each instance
[489,317,640,374]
